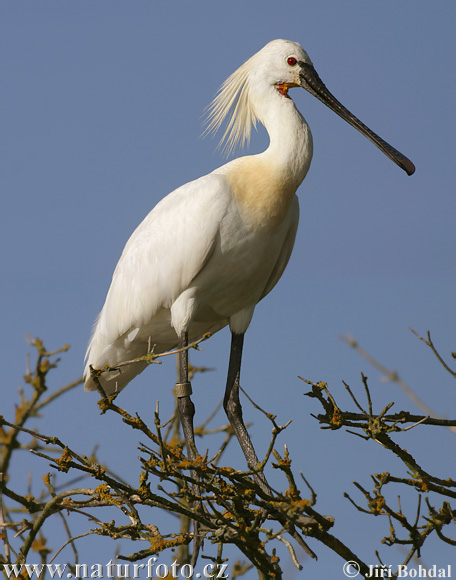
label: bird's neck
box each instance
[259,89,313,186]
[220,91,312,230]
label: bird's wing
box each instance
[86,173,230,368]
[260,195,299,300]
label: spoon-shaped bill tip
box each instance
[400,157,415,176]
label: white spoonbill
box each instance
[84,39,414,478]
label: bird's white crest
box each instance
[204,53,259,155]
[204,39,311,155]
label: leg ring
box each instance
[175,381,192,398]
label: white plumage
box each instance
[84,39,414,395]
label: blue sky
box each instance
[2,2,455,577]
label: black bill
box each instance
[299,62,415,176]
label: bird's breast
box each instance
[189,195,296,322]
[219,158,299,231]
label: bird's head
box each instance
[246,39,312,98]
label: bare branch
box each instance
[340,334,442,419]
[410,328,456,378]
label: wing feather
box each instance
[85,173,230,384]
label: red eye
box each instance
[287,57,297,66]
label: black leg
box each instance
[175,331,202,565]
[176,331,198,461]
[223,332,271,494]
[223,332,318,559]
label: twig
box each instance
[361,373,373,416]
[34,377,83,412]
[98,334,212,374]
[401,416,430,432]
[342,381,367,414]
[410,328,456,378]
[18,489,96,564]
[340,334,440,419]
[0,473,11,562]
[276,535,302,570]
[49,531,94,564]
